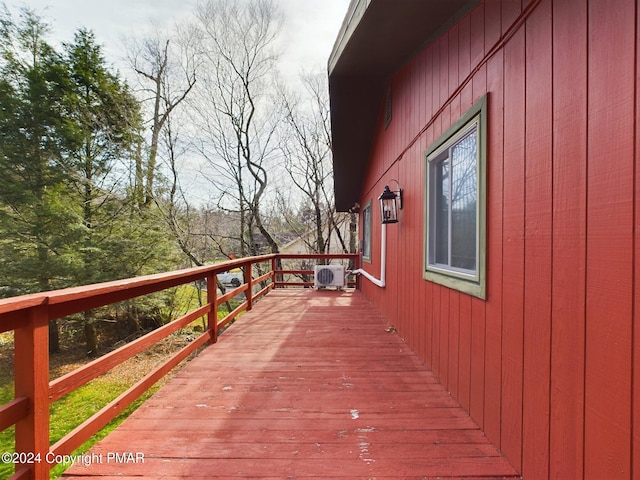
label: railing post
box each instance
[207,273,218,344]
[14,305,50,479]
[271,256,278,289]
[245,262,253,311]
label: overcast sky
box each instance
[9,0,351,205]
[15,0,350,80]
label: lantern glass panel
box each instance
[379,187,398,224]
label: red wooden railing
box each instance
[0,253,359,479]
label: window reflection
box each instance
[428,122,478,274]
[450,131,477,270]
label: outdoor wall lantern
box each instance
[378,181,403,224]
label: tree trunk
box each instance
[48,321,60,354]
[39,246,60,354]
[134,141,145,208]
[84,311,99,357]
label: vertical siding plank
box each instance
[409,149,419,356]
[388,167,400,338]
[470,61,488,429]
[550,0,587,477]
[416,49,427,129]
[458,294,472,411]
[484,0,502,48]
[448,24,460,101]
[401,153,410,350]
[421,137,430,363]
[448,290,461,399]
[424,47,434,129]
[586,1,635,477]
[635,5,640,477]
[432,39,442,138]
[430,41,444,376]
[470,3,485,70]
[432,284,442,379]
[522,1,553,478]
[400,66,411,348]
[450,93,461,127]
[420,43,431,362]
[440,287,450,390]
[440,34,450,111]
[409,122,421,356]
[418,49,431,365]
[470,297,486,429]
[405,65,415,158]
[483,0,504,449]
[459,14,474,112]
[458,14,471,90]
[424,127,435,368]
[415,150,425,363]
[500,18,525,474]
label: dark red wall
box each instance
[357,0,638,478]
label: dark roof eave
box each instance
[329,0,481,212]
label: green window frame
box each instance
[362,201,372,263]
[424,95,486,299]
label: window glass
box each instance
[450,127,477,271]
[428,122,478,276]
[424,95,486,299]
[362,202,372,262]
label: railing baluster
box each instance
[245,262,253,311]
[207,273,218,344]
[271,257,278,288]
[14,305,49,479]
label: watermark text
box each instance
[2,451,145,466]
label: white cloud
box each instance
[19,0,349,76]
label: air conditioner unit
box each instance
[314,265,345,289]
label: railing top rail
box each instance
[275,253,359,260]
[0,253,360,328]
[0,254,276,320]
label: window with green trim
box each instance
[424,96,486,299]
[362,201,372,263]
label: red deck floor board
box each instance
[62,289,519,479]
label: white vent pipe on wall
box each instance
[349,223,387,288]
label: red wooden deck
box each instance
[62,289,519,479]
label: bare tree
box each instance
[127,27,197,207]
[190,0,283,257]
[278,73,351,256]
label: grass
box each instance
[0,283,246,479]
[47,380,163,478]
[0,340,171,480]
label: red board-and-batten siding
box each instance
[358,0,638,479]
